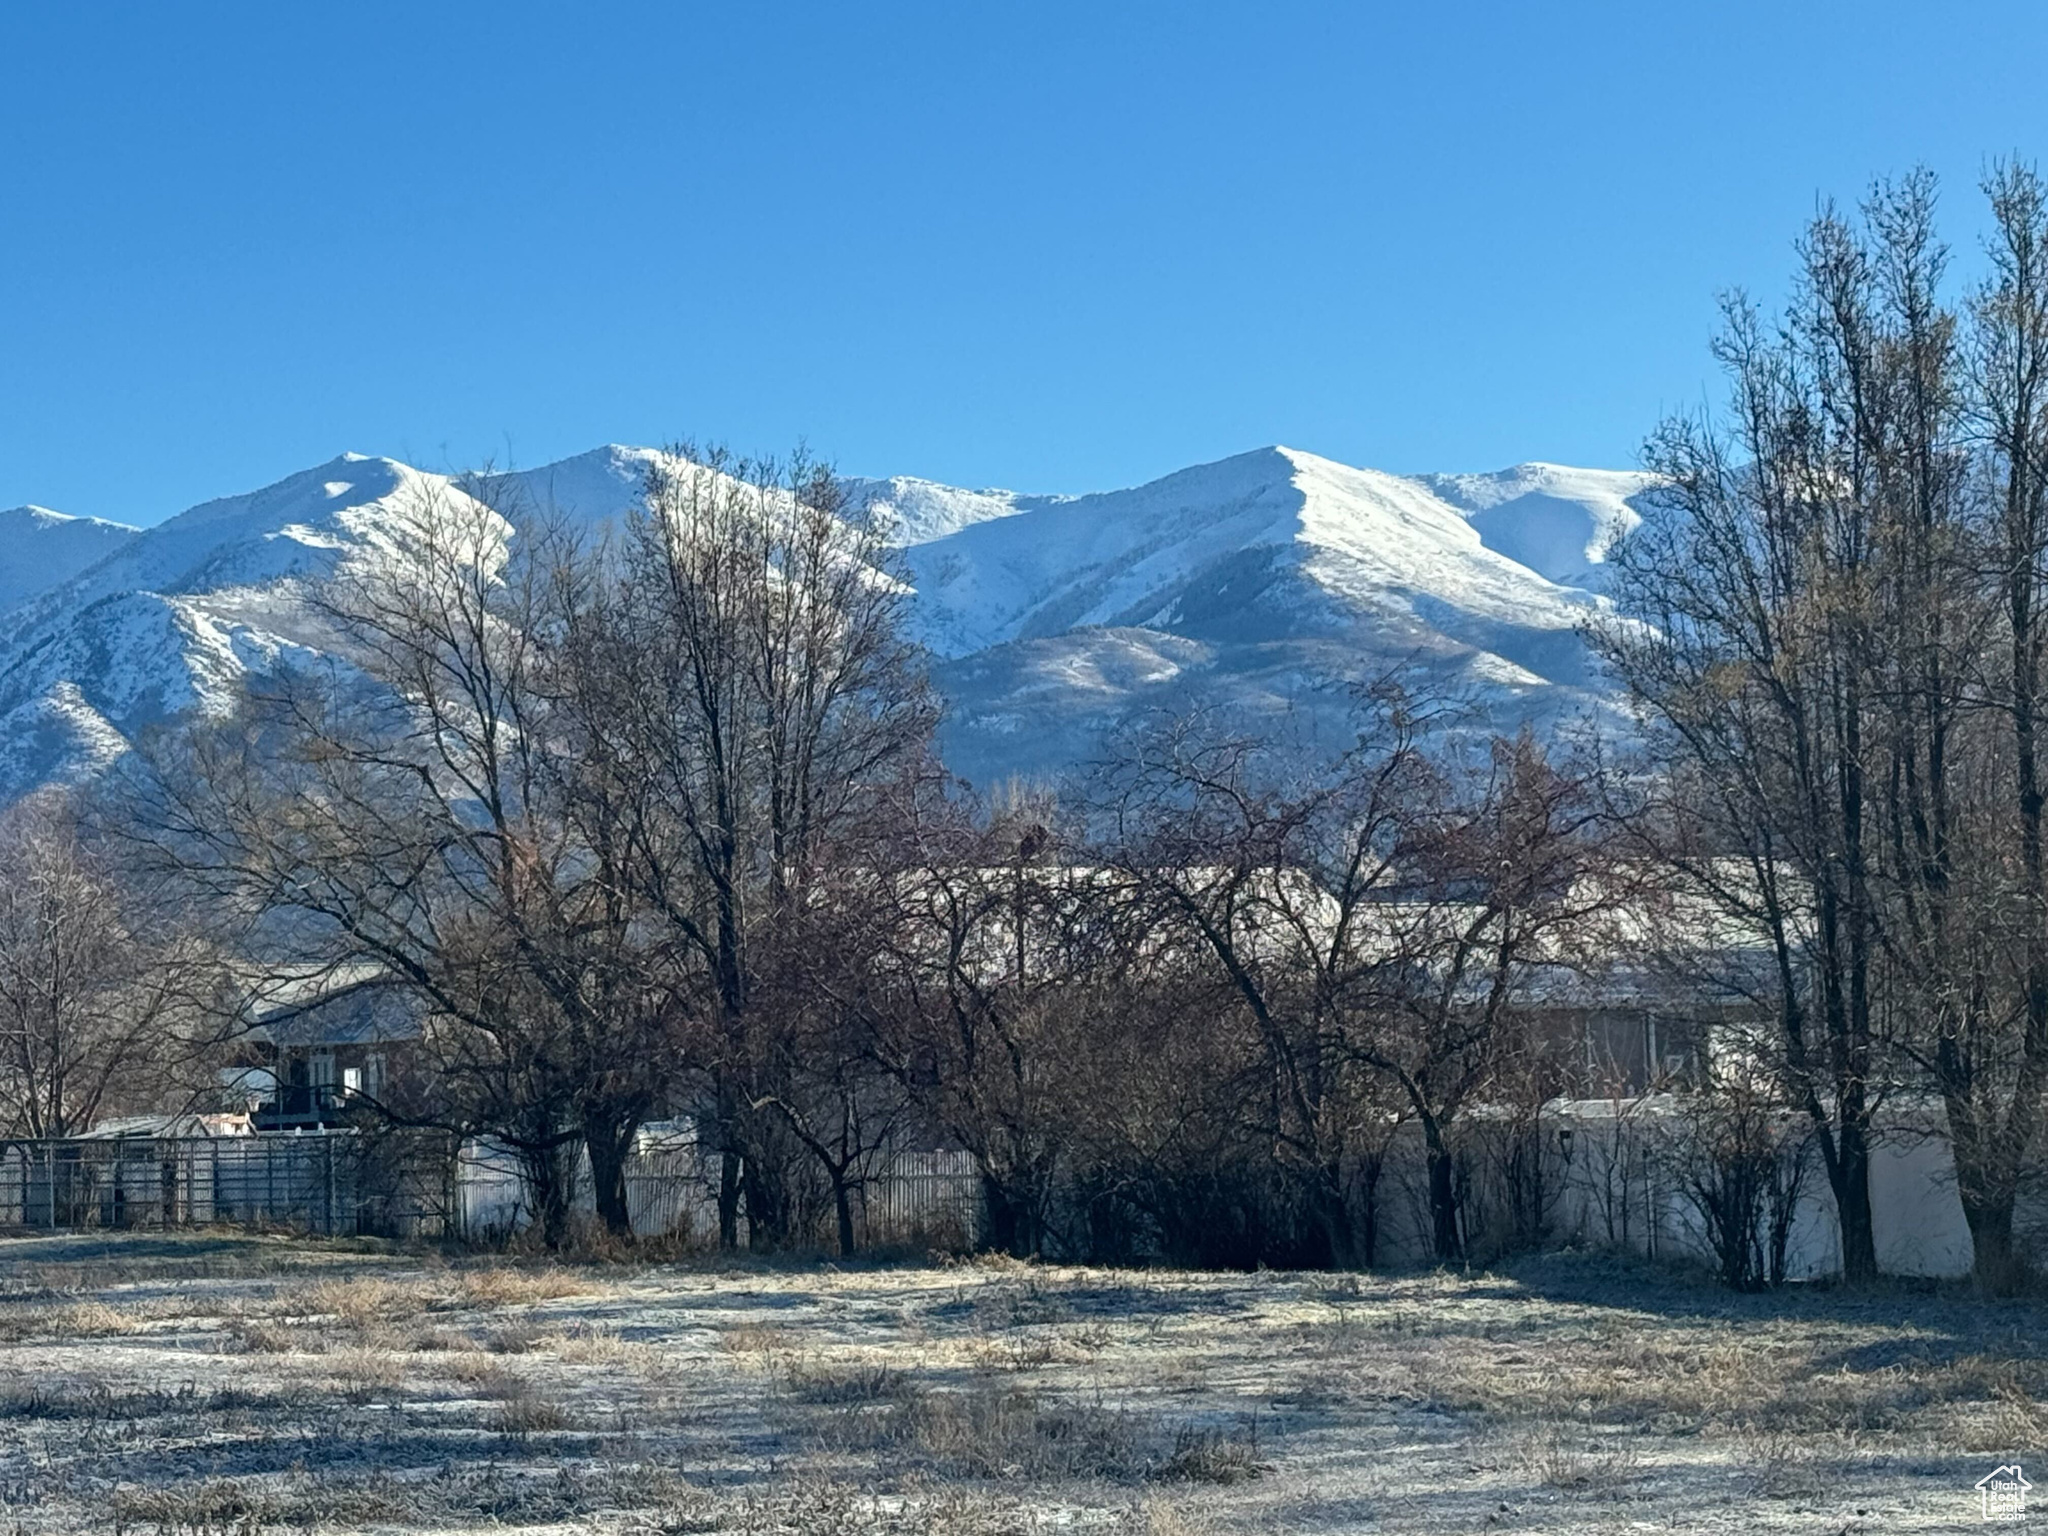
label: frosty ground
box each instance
[0,1234,2036,1534]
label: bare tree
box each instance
[864,791,1118,1258]
[1345,730,1616,1262]
[741,860,921,1257]
[1606,167,2048,1290]
[1105,696,1613,1266]
[1099,700,1424,1266]
[0,791,218,1138]
[126,479,684,1247]
[1936,161,2048,1291]
[576,445,938,1249]
[1602,198,1914,1283]
[1666,1068,1815,1292]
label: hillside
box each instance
[907,447,1638,782]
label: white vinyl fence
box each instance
[1348,1096,2012,1280]
[456,1138,983,1250]
[2,1103,2014,1279]
[449,1103,2013,1275]
[1539,1097,1986,1280]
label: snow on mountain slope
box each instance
[906,447,1626,784]
[1414,462,1659,591]
[0,683,130,800]
[0,456,502,799]
[0,442,1650,801]
[0,505,138,616]
[492,444,667,529]
[497,447,1055,549]
[841,476,1063,546]
[904,447,1598,663]
[10,454,483,625]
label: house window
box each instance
[341,1066,362,1096]
[310,1052,335,1089]
[364,1053,385,1099]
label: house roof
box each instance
[238,962,422,1048]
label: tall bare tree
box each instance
[1935,161,2048,1289]
[1605,168,2048,1289]
[1605,201,1906,1283]
[573,445,937,1249]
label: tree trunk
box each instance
[716,1078,743,1250]
[982,1173,1035,1258]
[520,1141,577,1252]
[1830,1112,1880,1284]
[1422,1121,1462,1264]
[1962,1187,2025,1296]
[1314,1162,1356,1270]
[1936,1058,2039,1295]
[583,1114,637,1241]
[1359,1155,1383,1269]
[834,1175,857,1258]
[743,1149,793,1251]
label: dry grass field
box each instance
[0,1232,2039,1534]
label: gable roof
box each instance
[238,962,421,1048]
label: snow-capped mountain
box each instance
[0,444,1659,800]
[486,444,667,531]
[491,444,1061,549]
[907,448,1605,659]
[0,455,501,799]
[907,448,1650,782]
[0,505,139,614]
[843,475,1060,546]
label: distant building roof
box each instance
[238,962,422,1048]
[78,1113,253,1140]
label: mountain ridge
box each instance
[0,443,1658,799]
[0,503,142,617]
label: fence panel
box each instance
[857,1150,982,1249]
[0,1134,455,1239]
[456,1139,985,1251]
[0,1133,978,1252]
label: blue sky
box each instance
[5,3,2048,526]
